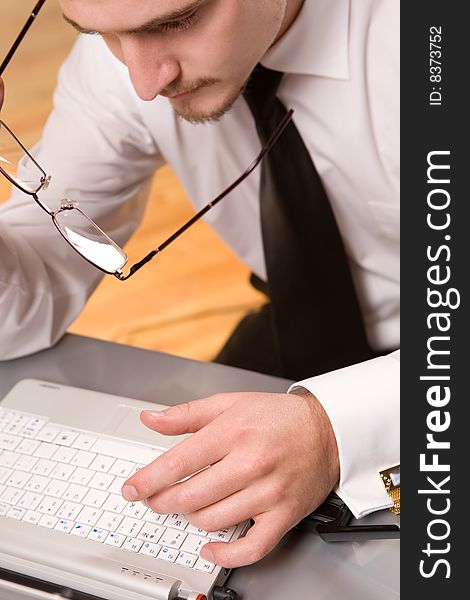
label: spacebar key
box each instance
[91,438,163,464]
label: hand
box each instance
[122,391,340,568]
[0,78,4,109]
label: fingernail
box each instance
[200,545,214,563]
[143,409,169,417]
[122,484,139,501]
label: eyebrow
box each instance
[62,0,204,35]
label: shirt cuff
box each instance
[289,351,400,518]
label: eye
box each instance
[159,12,198,33]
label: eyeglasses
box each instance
[0,112,292,280]
[0,3,293,280]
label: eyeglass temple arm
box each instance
[0,0,47,76]
[117,109,294,281]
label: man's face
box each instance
[59,0,287,123]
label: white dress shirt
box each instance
[0,0,399,518]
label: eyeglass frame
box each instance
[0,111,294,280]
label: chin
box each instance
[171,83,244,124]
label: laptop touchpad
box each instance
[107,404,186,448]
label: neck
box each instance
[275,0,305,43]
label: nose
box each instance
[120,35,180,101]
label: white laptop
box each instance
[0,379,250,600]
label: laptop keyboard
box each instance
[0,407,236,574]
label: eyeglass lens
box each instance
[0,122,44,194]
[53,207,128,274]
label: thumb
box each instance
[140,393,237,435]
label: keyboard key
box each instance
[7,505,26,520]
[166,514,189,530]
[71,523,92,538]
[4,414,29,436]
[52,447,77,464]
[159,528,188,549]
[56,501,82,521]
[50,464,76,481]
[38,514,58,529]
[176,552,198,568]
[54,518,75,533]
[68,467,94,486]
[23,510,42,525]
[0,451,19,468]
[76,506,103,526]
[70,451,96,469]
[53,430,79,447]
[36,425,61,443]
[181,534,207,556]
[72,433,98,451]
[37,496,62,516]
[122,537,143,553]
[207,527,236,542]
[82,489,109,508]
[158,546,178,563]
[17,491,43,511]
[0,502,10,516]
[43,479,69,498]
[102,494,128,514]
[88,472,115,491]
[89,454,115,473]
[117,517,144,537]
[63,484,88,503]
[20,417,47,438]
[185,524,208,536]
[6,470,30,489]
[16,438,41,455]
[31,459,57,477]
[139,542,161,557]
[0,467,12,484]
[123,502,147,519]
[96,511,124,531]
[143,510,167,525]
[87,527,108,542]
[137,522,165,543]
[24,475,50,494]
[0,433,21,451]
[14,454,38,473]
[107,476,126,495]
[0,410,14,427]
[194,557,216,574]
[34,442,59,459]
[105,532,126,548]
[109,459,135,478]
[0,486,24,505]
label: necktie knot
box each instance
[243,64,284,125]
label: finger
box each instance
[141,393,237,435]
[144,454,249,515]
[122,425,231,501]
[185,486,270,534]
[200,512,291,568]
[0,78,4,109]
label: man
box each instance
[0,0,399,568]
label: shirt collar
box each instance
[261,0,350,80]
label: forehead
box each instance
[59,0,201,32]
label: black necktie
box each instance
[243,64,373,379]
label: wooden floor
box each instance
[0,2,263,361]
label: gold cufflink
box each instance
[380,465,400,515]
